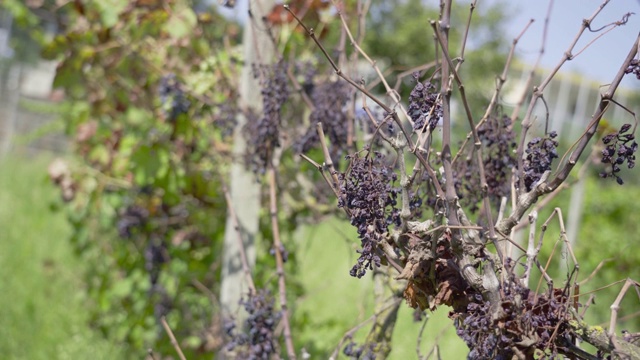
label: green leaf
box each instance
[164,7,197,39]
[93,0,128,28]
[130,144,169,185]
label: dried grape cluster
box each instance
[457,115,516,212]
[225,289,280,360]
[408,72,442,132]
[116,201,176,329]
[295,80,351,159]
[624,58,640,80]
[117,204,149,238]
[145,237,169,286]
[294,60,316,96]
[338,151,400,278]
[522,131,558,191]
[480,116,517,198]
[145,237,172,322]
[455,260,571,359]
[158,74,190,121]
[343,340,376,360]
[270,244,288,263]
[600,123,637,184]
[244,61,289,174]
[214,103,238,139]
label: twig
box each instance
[268,166,296,360]
[421,322,454,360]
[299,153,343,203]
[609,278,640,337]
[161,316,187,360]
[416,315,429,359]
[329,297,402,360]
[392,62,437,93]
[533,208,575,297]
[316,123,341,191]
[511,153,594,233]
[147,349,157,360]
[458,1,478,60]
[579,258,614,286]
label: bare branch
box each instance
[268,166,296,359]
[609,278,640,337]
[161,316,187,360]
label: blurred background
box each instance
[1,0,639,359]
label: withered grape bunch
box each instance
[522,131,558,191]
[479,115,517,198]
[295,80,351,159]
[343,340,376,360]
[457,115,516,212]
[338,151,400,278]
[158,74,190,121]
[455,259,571,359]
[408,72,442,133]
[600,123,637,184]
[243,61,289,174]
[624,58,640,80]
[225,289,280,360]
[214,103,238,139]
[117,204,149,238]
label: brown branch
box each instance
[579,258,614,286]
[431,19,501,258]
[268,166,296,360]
[608,278,640,337]
[567,308,640,359]
[161,316,187,360]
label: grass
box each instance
[295,218,468,358]
[0,153,120,360]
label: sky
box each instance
[500,0,640,87]
[215,0,640,87]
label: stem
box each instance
[438,0,457,218]
[268,166,296,360]
[161,316,187,360]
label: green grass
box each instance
[295,218,468,359]
[0,153,120,360]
